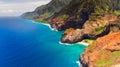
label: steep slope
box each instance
[22,0,72,19]
[61,14,120,43]
[49,0,120,30]
[80,32,120,67]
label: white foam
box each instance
[40,23,58,32]
[76,61,80,67]
[77,42,89,46]
[59,41,73,45]
[31,20,58,32]
[38,22,59,32]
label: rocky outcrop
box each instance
[61,28,84,43]
[80,32,120,67]
[61,14,120,43]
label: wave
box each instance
[31,20,59,32]
[59,41,73,45]
[76,61,80,67]
[42,23,58,32]
[77,42,89,46]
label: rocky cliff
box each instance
[22,0,120,66]
[49,0,120,30]
[61,14,120,43]
[21,0,72,19]
[80,32,120,67]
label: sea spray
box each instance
[76,61,80,67]
[59,41,74,45]
[32,20,59,32]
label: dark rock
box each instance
[61,14,120,44]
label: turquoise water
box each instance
[0,17,86,67]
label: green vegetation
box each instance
[35,18,49,24]
[95,51,120,66]
[87,44,94,50]
[56,14,69,21]
[53,0,120,22]
[113,10,120,16]
[22,0,72,19]
[84,39,94,49]
[95,59,111,67]
[94,26,106,35]
[40,13,52,18]
[94,6,105,15]
[84,39,94,44]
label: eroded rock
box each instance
[61,14,120,44]
[80,32,120,67]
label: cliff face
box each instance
[80,32,120,67]
[61,14,120,43]
[22,0,120,66]
[49,0,120,30]
[21,0,72,19]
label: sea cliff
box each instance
[22,0,120,66]
[22,0,72,20]
[61,14,120,43]
[80,32,120,67]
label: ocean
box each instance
[0,17,86,67]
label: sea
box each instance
[0,17,86,67]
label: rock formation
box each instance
[61,14,120,43]
[80,32,120,67]
[22,0,120,66]
[49,0,120,30]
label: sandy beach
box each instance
[77,41,90,46]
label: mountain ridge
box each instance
[21,0,72,19]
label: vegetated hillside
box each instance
[49,0,120,30]
[80,32,120,67]
[21,0,72,19]
[50,0,120,66]
[61,14,120,43]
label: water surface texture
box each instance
[0,17,86,67]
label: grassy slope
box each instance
[22,0,72,20]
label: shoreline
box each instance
[31,19,87,67]
[41,23,58,31]
[33,20,59,32]
[32,20,89,46]
[59,41,74,45]
[77,41,90,46]
[76,61,80,67]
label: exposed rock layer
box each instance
[80,32,120,67]
[22,1,120,66]
[61,14,120,43]
[49,0,120,30]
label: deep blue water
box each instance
[0,17,86,67]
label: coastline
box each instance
[32,20,89,47]
[30,19,87,67]
[76,61,80,67]
[59,41,74,45]
[40,23,59,31]
[33,20,59,31]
